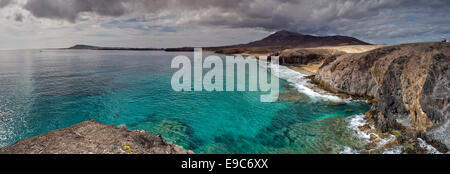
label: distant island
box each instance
[67,44,164,51]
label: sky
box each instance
[0,0,449,50]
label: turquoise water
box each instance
[0,50,370,153]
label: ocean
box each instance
[0,50,371,153]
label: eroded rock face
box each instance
[420,53,450,149]
[278,48,346,65]
[314,42,450,151]
[0,120,194,154]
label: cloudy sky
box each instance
[0,0,449,50]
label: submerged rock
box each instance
[283,116,366,154]
[142,119,196,150]
[314,42,450,152]
[0,120,193,154]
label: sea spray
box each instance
[344,114,398,154]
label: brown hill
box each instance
[206,30,371,55]
[245,30,371,47]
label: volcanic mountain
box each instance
[204,30,371,54]
[245,30,370,47]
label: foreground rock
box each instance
[0,120,194,154]
[313,42,450,152]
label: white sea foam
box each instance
[340,146,360,154]
[348,114,396,145]
[381,146,403,154]
[341,145,402,154]
[345,115,445,154]
[347,114,372,140]
[344,114,399,154]
[269,64,349,103]
[417,138,442,154]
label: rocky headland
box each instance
[0,120,194,154]
[311,42,449,153]
[274,45,383,75]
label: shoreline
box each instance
[236,51,446,154]
[0,120,194,154]
[286,62,323,76]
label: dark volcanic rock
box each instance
[164,47,195,52]
[277,48,346,65]
[0,120,194,154]
[420,53,450,149]
[69,44,99,49]
[205,30,371,55]
[67,44,163,51]
[246,30,371,48]
[314,42,450,152]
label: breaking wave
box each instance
[344,114,399,154]
[269,65,350,103]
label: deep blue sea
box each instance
[0,50,371,153]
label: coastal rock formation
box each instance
[278,48,346,65]
[276,45,383,75]
[313,42,450,152]
[0,120,194,154]
[277,45,384,66]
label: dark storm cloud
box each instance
[24,0,128,22]
[15,0,450,43]
[22,0,248,22]
[0,0,13,8]
[14,12,23,22]
[193,0,450,30]
[20,0,450,27]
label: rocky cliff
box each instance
[0,120,194,154]
[278,48,346,65]
[313,42,450,152]
[276,45,384,66]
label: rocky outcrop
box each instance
[313,42,450,152]
[0,120,194,154]
[278,48,346,65]
[276,45,384,67]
